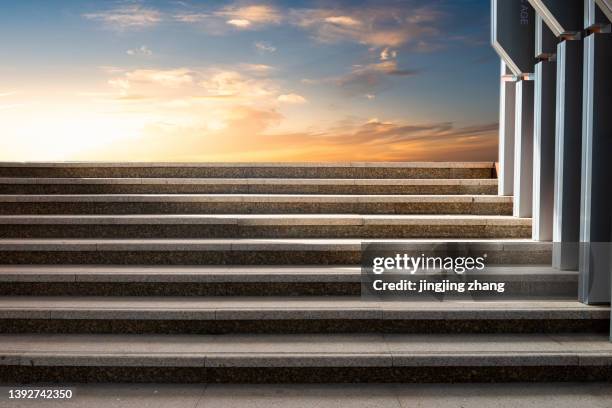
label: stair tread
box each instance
[0,194,511,203]
[0,238,549,250]
[0,297,602,314]
[0,265,574,283]
[0,333,610,367]
[0,177,499,185]
[0,214,531,226]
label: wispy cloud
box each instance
[174,3,282,31]
[254,41,276,53]
[323,16,361,26]
[240,63,276,75]
[290,5,442,48]
[173,12,209,23]
[106,65,280,104]
[303,58,420,97]
[85,2,444,50]
[126,45,153,56]
[277,93,307,104]
[379,47,397,61]
[216,4,282,29]
[83,4,163,30]
[124,68,195,87]
[227,19,251,28]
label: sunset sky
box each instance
[0,0,499,162]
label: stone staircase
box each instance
[0,162,609,384]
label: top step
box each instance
[0,162,496,179]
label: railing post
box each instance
[498,61,516,196]
[527,0,586,267]
[513,78,535,218]
[532,16,557,239]
[578,25,612,304]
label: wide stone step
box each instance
[0,178,498,195]
[0,239,552,265]
[0,194,513,215]
[0,162,495,179]
[1,333,611,383]
[0,215,531,239]
[0,298,603,334]
[0,265,576,297]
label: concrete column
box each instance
[578,32,612,304]
[532,16,557,240]
[498,62,516,196]
[552,39,583,270]
[532,60,556,240]
[513,79,535,218]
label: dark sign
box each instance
[492,0,536,75]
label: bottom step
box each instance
[2,333,612,383]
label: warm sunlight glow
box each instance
[0,1,498,162]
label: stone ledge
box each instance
[0,333,611,368]
[0,214,531,226]
[0,265,575,283]
[0,298,603,321]
[0,238,551,252]
[0,194,512,203]
[0,177,499,186]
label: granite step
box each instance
[0,265,576,297]
[0,239,552,265]
[0,194,513,215]
[0,298,603,334]
[0,162,496,179]
[1,333,611,383]
[0,215,531,239]
[0,178,498,195]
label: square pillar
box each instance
[499,62,516,196]
[553,39,583,270]
[513,79,535,218]
[578,32,612,304]
[532,60,557,240]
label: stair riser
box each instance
[0,184,497,195]
[0,167,494,179]
[1,365,611,384]
[0,250,552,265]
[0,280,576,297]
[0,202,513,215]
[0,225,531,239]
[0,318,602,335]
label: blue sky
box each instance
[0,0,499,161]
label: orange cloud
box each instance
[175,3,282,32]
[83,5,162,30]
[74,115,497,162]
[290,6,441,47]
[217,4,282,27]
[277,93,307,104]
